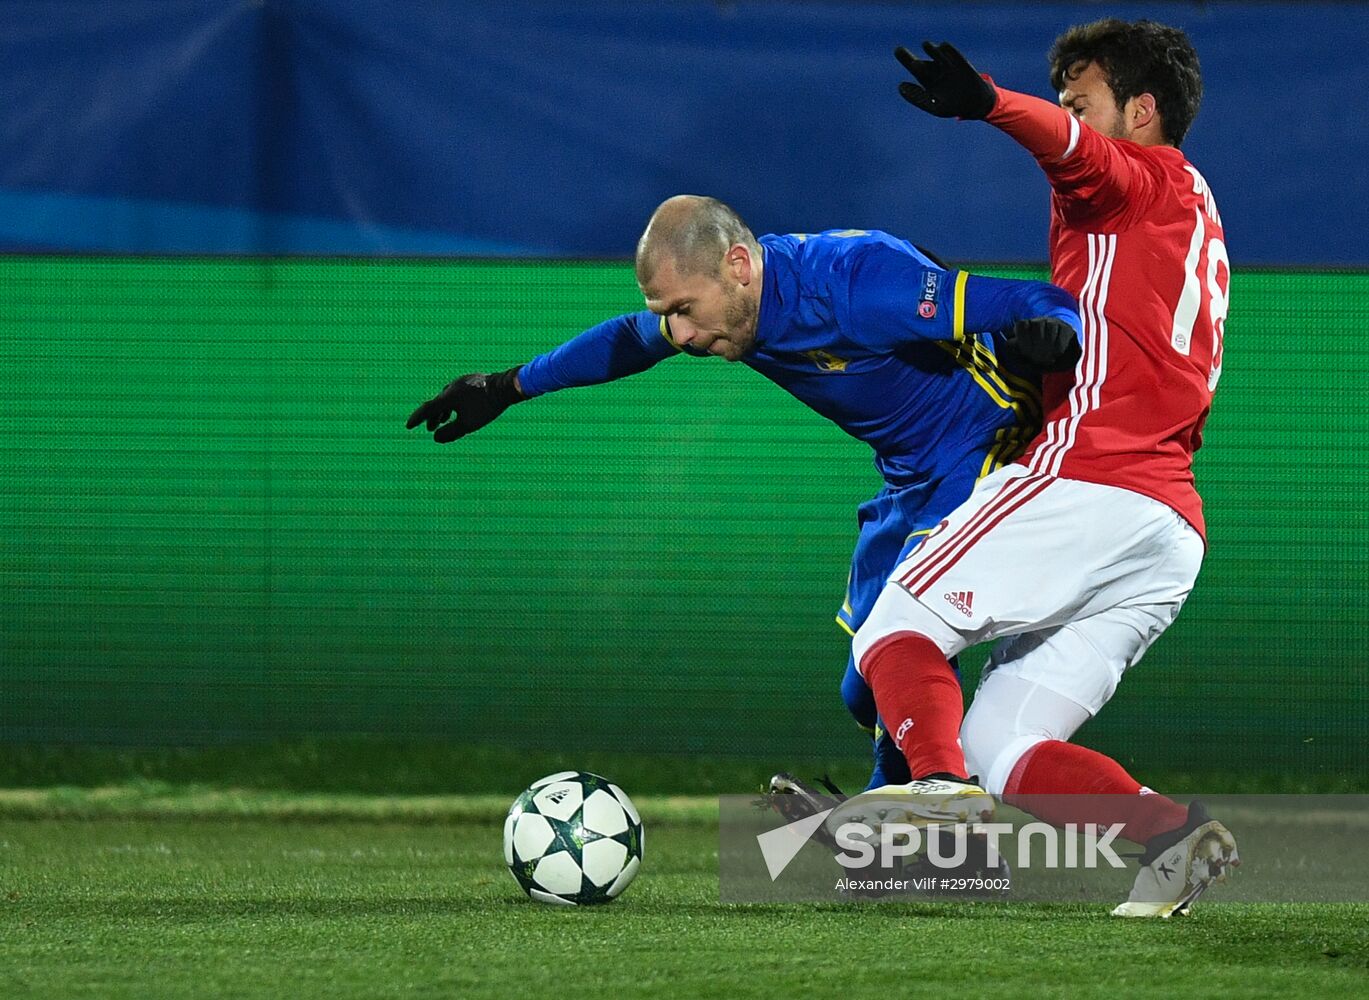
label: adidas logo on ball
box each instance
[503,771,644,906]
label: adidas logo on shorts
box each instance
[943,590,974,616]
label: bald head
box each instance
[635,195,760,285]
[634,195,765,363]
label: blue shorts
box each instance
[836,482,963,637]
[837,482,971,748]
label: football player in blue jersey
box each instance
[407,195,1081,790]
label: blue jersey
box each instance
[520,229,1078,499]
[519,230,1079,635]
[517,229,1077,789]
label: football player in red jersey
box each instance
[828,20,1238,917]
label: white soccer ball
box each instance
[503,771,644,905]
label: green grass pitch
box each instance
[2,788,1366,999]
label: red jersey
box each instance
[986,88,1229,540]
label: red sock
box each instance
[861,632,968,781]
[1004,740,1189,845]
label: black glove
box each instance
[895,41,997,120]
[406,366,525,443]
[997,318,1082,374]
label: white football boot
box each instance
[1111,801,1240,918]
[824,775,995,841]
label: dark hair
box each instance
[1049,19,1202,146]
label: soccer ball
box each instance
[503,771,644,905]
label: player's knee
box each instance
[961,675,1092,795]
[960,712,1043,796]
[963,732,1049,798]
[960,707,994,787]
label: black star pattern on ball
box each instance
[506,772,644,906]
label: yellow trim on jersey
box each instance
[951,273,1040,398]
[978,423,1037,479]
[941,272,1027,411]
[935,340,1025,412]
[952,269,968,341]
[903,527,935,546]
[934,270,1045,462]
[938,339,1041,418]
[979,444,1000,480]
[835,615,857,638]
[659,316,683,352]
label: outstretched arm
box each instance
[983,87,1156,226]
[406,311,678,443]
[894,41,1158,226]
[517,312,681,397]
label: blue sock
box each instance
[867,720,912,789]
[840,653,878,731]
[841,653,911,789]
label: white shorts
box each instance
[851,464,1204,715]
